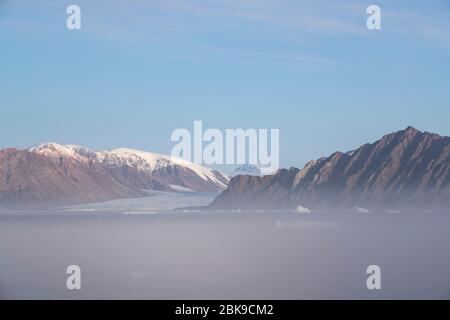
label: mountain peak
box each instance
[28,142,64,151]
[232,164,262,176]
[402,126,422,137]
[28,142,84,159]
[404,126,419,132]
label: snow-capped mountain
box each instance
[0,143,228,208]
[231,164,262,177]
[30,143,228,189]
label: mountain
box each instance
[210,127,450,210]
[231,164,262,177]
[0,143,228,208]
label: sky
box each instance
[1,0,450,170]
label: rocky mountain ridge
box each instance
[210,127,450,210]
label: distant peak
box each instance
[379,126,422,142]
[28,143,98,161]
[234,164,261,175]
[28,142,65,152]
[404,126,420,133]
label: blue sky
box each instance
[1,0,450,169]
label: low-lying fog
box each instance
[1,207,450,299]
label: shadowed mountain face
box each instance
[210,127,450,210]
[0,144,229,208]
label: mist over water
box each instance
[0,210,450,299]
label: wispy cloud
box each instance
[383,9,450,48]
[3,0,450,68]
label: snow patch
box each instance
[294,205,312,214]
[353,207,370,214]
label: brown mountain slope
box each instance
[0,148,142,208]
[210,127,450,210]
[0,145,229,208]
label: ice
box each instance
[294,205,312,214]
[56,191,218,213]
[353,207,370,214]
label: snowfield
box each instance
[29,143,229,190]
